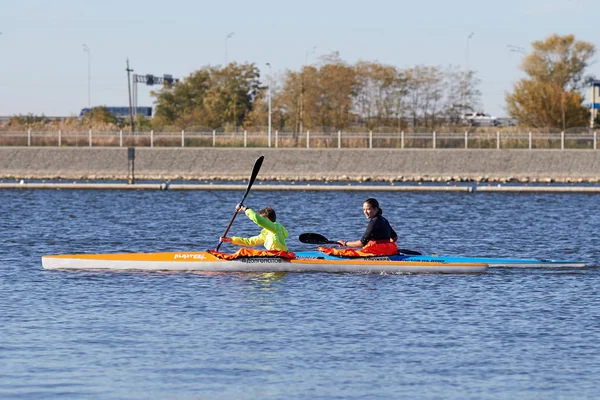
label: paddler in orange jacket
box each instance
[335,198,399,256]
[220,205,289,252]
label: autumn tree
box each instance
[314,53,356,132]
[506,34,595,129]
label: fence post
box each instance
[594,131,597,150]
[151,130,154,148]
[244,130,247,148]
[561,131,564,150]
[89,129,92,147]
[213,130,216,147]
[275,130,278,148]
[464,131,468,149]
[119,130,123,147]
[401,131,404,149]
[58,130,61,147]
[307,131,310,149]
[338,130,341,149]
[181,130,184,148]
[433,131,436,149]
[369,131,373,149]
[529,132,532,150]
[28,129,31,146]
[496,131,500,149]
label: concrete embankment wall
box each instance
[0,147,599,182]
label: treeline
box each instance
[3,34,597,132]
[150,53,481,132]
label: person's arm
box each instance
[231,233,266,247]
[337,239,363,248]
[245,208,278,232]
[391,226,398,242]
[338,220,375,247]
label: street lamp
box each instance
[83,44,91,108]
[507,44,526,55]
[465,32,474,70]
[266,62,272,147]
[225,32,234,66]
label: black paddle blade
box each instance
[298,233,336,245]
[241,155,264,203]
[399,249,423,255]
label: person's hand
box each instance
[219,237,232,243]
[336,240,346,247]
[235,204,248,213]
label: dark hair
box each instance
[364,198,383,216]
[259,206,277,222]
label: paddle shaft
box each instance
[298,232,422,255]
[215,156,264,251]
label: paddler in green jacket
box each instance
[219,205,289,251]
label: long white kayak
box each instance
[41,251,487,274]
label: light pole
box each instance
[266,62,272,147]
[507,44,526,55]
[225,32,234,66]
[83,44,91,108]
[465,32,474,70]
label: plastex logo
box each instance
[174,253,206,261]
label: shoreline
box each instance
[1,147,599,184]
[2,182,600,193]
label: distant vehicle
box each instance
[461,112,498,126]
[79,106,152,119]
[495,118,517,127]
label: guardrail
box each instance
[0,130,597,150]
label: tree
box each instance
[314,54,356,131]
[151,63,261,130]
[83,106,117,125]
[354,61,404,129]
[506,34,595,129]
[444,66,481,124]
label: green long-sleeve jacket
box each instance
[231,208,289,251]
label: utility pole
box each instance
[126,59,135,133]
[225,32,234,66]
[465,32,474,70]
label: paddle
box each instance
[298,232,423,255]
[215,155,264,251]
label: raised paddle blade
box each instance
[215,155,265,251]
[298,233,337,245]
[240,155,264,204]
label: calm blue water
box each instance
[1,188,599,399]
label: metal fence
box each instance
[0,129,597,150]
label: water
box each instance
[1,188,599,399]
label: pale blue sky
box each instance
[0,0,597,118]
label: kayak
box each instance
[300,251,585,268]
[296,234,586,268]
[41,251,487,274]
[391,253,586,268]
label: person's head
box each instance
[363,198,382,219]
[259,206,277,222]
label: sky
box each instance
[0,0,598,118]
